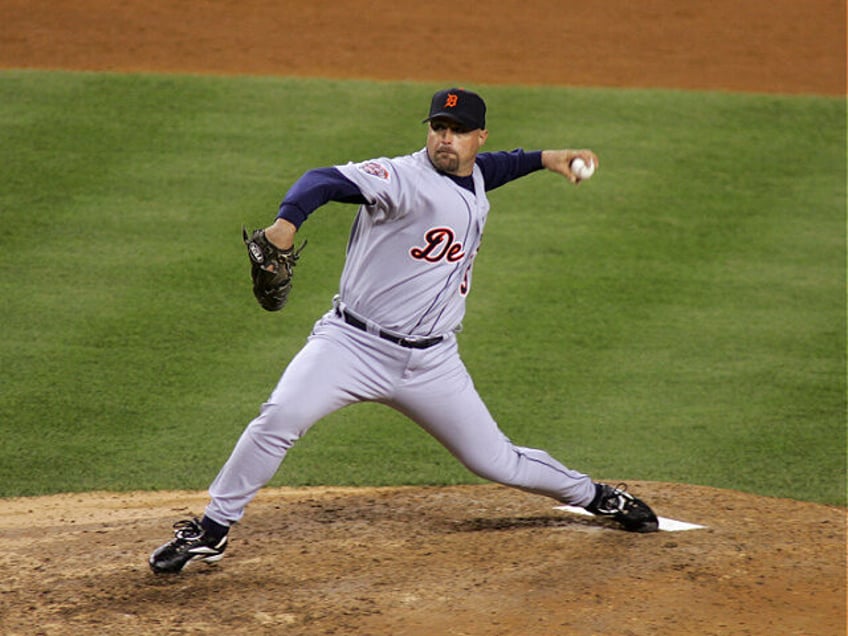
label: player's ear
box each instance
[478,129,488,146]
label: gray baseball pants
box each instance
[205,311,595,526]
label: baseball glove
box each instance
[242,227,306,312]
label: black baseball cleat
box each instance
[149,518,228,574]
[585,483,659,533]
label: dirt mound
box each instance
[0,484,844,635]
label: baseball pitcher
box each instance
[149,87,658,574]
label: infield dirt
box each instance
[0,1,845,634]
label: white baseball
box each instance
[570,157,596,180]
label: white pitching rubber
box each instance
[554,505,706,532]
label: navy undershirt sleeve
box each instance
[277,167,367,228]
[476,149,544,191]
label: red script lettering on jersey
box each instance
[410,227,465,263]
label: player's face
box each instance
[426,119,488,177]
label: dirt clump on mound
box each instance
[1,483,845,635]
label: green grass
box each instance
[1,71,844,505]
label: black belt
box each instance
[335,308,443,349]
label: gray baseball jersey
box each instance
[336,149,485,337]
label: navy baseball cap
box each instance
[423,88,487,130]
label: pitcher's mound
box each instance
[1,482,844,635]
